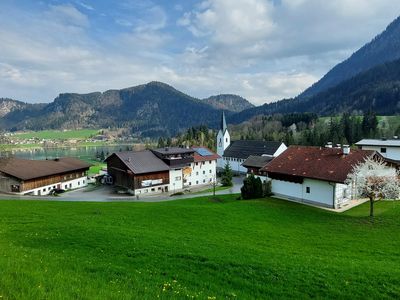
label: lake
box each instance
[0,145,139,161]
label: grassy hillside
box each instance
[0,196,399,299]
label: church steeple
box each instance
[220,111,227,133]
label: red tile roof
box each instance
[192,146,220,162]
[262,146,376,183]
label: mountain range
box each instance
[1,16,400,136]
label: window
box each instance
[151,188,155,192]
[175,176,181,181]
[189,182,192,186]
[202,161,205,165]
[226,138,228,142]
[203,179,206,183]
[203,170,206,175]
[209,161,212,164]
[196,181,198,185]
[83,180,85,184]
[65,185,68,189]
[78,181,80,186]
[48,187,51,191]
[306,187,310,194]
[43,188,46,192]
[69,183,72,188]
[196,172,199,176]
[209,170,212,173]
[381,147,387,153]
[196,162,199,166]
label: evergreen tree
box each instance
[241,174,263,199]
[221,162,233,187]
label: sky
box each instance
[0,0,399,105]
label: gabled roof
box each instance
[356,139,400,147]
[263,146,376,183]
[224,140,283,159]
[192,146,220,162]
[242,155,273,169]
[0,157,91,181]
[106,150,169,175]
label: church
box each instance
[216,112,287,173]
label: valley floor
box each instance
[0,195,399,299]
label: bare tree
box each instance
[346,157,400,218]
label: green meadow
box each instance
[0,196,399,299]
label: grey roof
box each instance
[110,150,169,174]
[0,157,91,181]
[224,140,283,159]
[152,147,194,155]
[356,139,400,147]
[242,155,273,168]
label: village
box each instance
[0,112,399,212]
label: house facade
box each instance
[106,146,219,195]
[0,157,91,195]
[216,112,287,173]
[356,138,400,161]
[263,146,379,208]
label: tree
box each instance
[241,174,263,199]
[346,157,400,218]
[221,162,233,187]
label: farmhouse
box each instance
[0,157,91,195]
[216,112,287,173]
[242,155,273,181]
[356,138,400,161]
[263,146,380,208]
[106,146,219,195]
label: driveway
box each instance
[0,175,244,203]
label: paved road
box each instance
[0,175,244,203]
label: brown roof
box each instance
[107,150,170,174]
[262,146,376,183]
[0,157,91,181]
[242,155,273,168]
[192,146,220,162]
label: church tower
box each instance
[216,111,230,168]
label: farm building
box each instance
[106,146,219,195]
[216,112,287,173]
[242,155,274,181]
[263,146,387,209]
[0,157,91,195]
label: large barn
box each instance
[0,157,91,195]
[106,146,219,195]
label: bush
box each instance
[241,174,263,200]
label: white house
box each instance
[263,146,384,209]
[216,112,287,173]
[356,138,400,161]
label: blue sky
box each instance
[1,0,399,105]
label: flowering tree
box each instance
[346,156,400,218]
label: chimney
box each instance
[325,142,332,148]
[336,144,341,149]
[394,136,399,140]
[342,145,350,155]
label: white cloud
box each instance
[46,4,89,28]
[0,0,399,106]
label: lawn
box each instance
[0,196,399,299]
[12,129,100,140]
